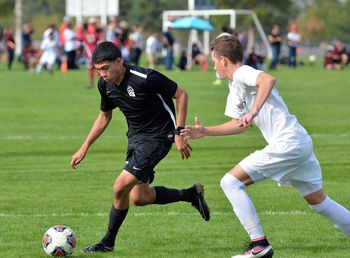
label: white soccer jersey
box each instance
[39,38,58,66]
[225,65,310,144]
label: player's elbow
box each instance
[264,73,276,87]
[174,86,188,100]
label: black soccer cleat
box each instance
[231,240,274,258]
[82,242,114,253]
[191,183,210,221]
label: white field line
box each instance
[0,210,309,218]
[0,133,349,141]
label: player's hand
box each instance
[175,135,192,159]
[70,147,87,169]
[181,117,207,139]
[237,109,258,128]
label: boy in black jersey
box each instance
[70,41,210,253]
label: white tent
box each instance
[66,0,119,25]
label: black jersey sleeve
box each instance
[97,78,114,111]
[146,70,178,99]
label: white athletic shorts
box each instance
[239,140,322,196]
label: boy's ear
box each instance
[221,56,228,67]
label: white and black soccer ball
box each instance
[42,225,77,256]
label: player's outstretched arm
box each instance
[181,117,207,139]
[70,110,112,169]
[181,117,245,139]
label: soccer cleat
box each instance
[191,183,210,221]
[82,242,114,253]
[231,241,274,258]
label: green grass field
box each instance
[1,62,350,258]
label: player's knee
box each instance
[130,187,154,206]
[113,182,130,200]
[220,173,245,193]
[129,191,146,206]
[129,195,143,206]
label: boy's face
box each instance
[94,58,124,83]
[211,51,227,80]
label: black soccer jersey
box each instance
[98,64,178,140]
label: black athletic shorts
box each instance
[124,138,173,183]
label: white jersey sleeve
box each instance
[225,91,245,119]
[225,65,262,119]
[233,65,262,87]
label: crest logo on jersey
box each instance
[237,101,246,110]
[127,85,136,97]
[234,93,246,110]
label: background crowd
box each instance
[1,15,350,83]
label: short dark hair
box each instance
[210,35,243,64]
[92,41,122,64]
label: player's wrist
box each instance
[174,126,185,135]
[251,107,259,116]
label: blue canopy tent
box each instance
[171,16,214,31]
[171,16,214,69]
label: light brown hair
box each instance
[210,35,243,64]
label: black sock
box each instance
[252,237,269,247]
[101,206,128,248]
[153,186,194,204]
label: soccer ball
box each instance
[42,225,77,256]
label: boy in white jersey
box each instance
[181,35,350,258]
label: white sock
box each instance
[220,173,265,240]
[309,196,350,236]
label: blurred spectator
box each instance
[78,18,101,88]
[287,23,301,68]
[162,22,174,70]
[63,22,78,69]
[192,43,208,71]
[324,44,333,70]
[118,20,130,62]
[58,16,72,69]
[36,31,58,74]
[43,24,60,68]
[129,25,144,66]
[177,50,187,70]
[105,17,118,44]
[22,23,33,51]
[238,30,248,63]
[118,20,129,46]
[145,32,158,69]
[246,47,265,70]
[0,26,4,58]
[268,24,282,70]
[3,28,15,70]
[43,24,59,42]
[221,26,235,35]
[324,40,349,70]
[59,16,71,48]
[331,40,348,69]
[21,43,39,71]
